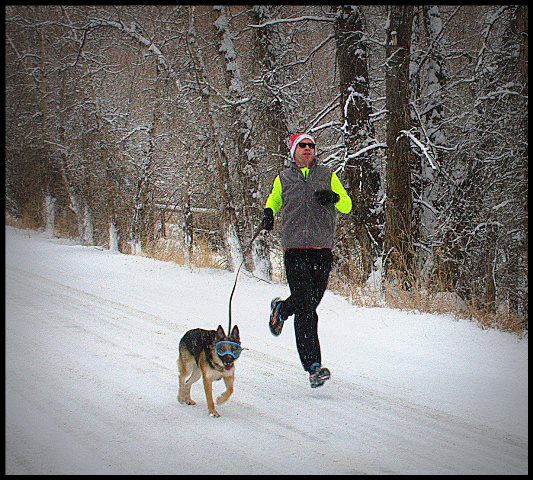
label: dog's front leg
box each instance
[216,374,234,405]
[201,373,220,417]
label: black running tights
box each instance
[280,248,333,372]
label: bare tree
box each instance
[334,5,385,282]
[213,5,271,279]
[186,6,243,271]
[5,5,528,325]
[251,6,297,170]
[408,5,451,283]
[384,5,415,286]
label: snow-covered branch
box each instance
[84,19,182,91]
[344,142,387,161]
[282,34,335,68]
[399,129,438,170]
[249,16,335,29]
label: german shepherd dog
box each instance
[177,325,241,417]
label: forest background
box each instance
[5,5,528,332]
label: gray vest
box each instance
[279,164,337,250]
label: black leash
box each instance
[227,224,264,334]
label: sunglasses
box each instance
[298,142,315,149]
[215,340,244,359]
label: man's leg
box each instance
[307,249,334,386]
[300,249,333,372]
[284,250,322,371]
[309,249,333,308]
[271,249,332,324]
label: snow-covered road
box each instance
[5,226,528,474]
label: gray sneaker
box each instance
[269,297,285,336]
[309,363,331,388]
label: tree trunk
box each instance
[484,226,497,313]
[83,203,95,245]
[182,163,194,263]
[187,6,243,271]
[252,6,295,170]
[516,4,528,298]
[418,5,448,282]
[214,6,271,279]
[38,28,48,144]
[44,192,56,236]
[334,5,384,283]
[384,5,415,287]
[109,216,120,252]
[516,5,528,86]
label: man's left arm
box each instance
[330,172,352,214]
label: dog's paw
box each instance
[216,395,227,405]
[208,409,221,418]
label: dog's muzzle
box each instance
[221,355,235,370]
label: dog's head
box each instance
[213,324,241,370]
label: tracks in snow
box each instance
[6,265,528,474]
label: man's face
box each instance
[293,140,316,167]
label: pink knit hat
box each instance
[289,133,315,162]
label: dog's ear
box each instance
[215,325,226,340]
[230,325,240,342]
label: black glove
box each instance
[314,189,340,206]
[261,208,274,231]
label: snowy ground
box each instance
[5,225,528,474]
